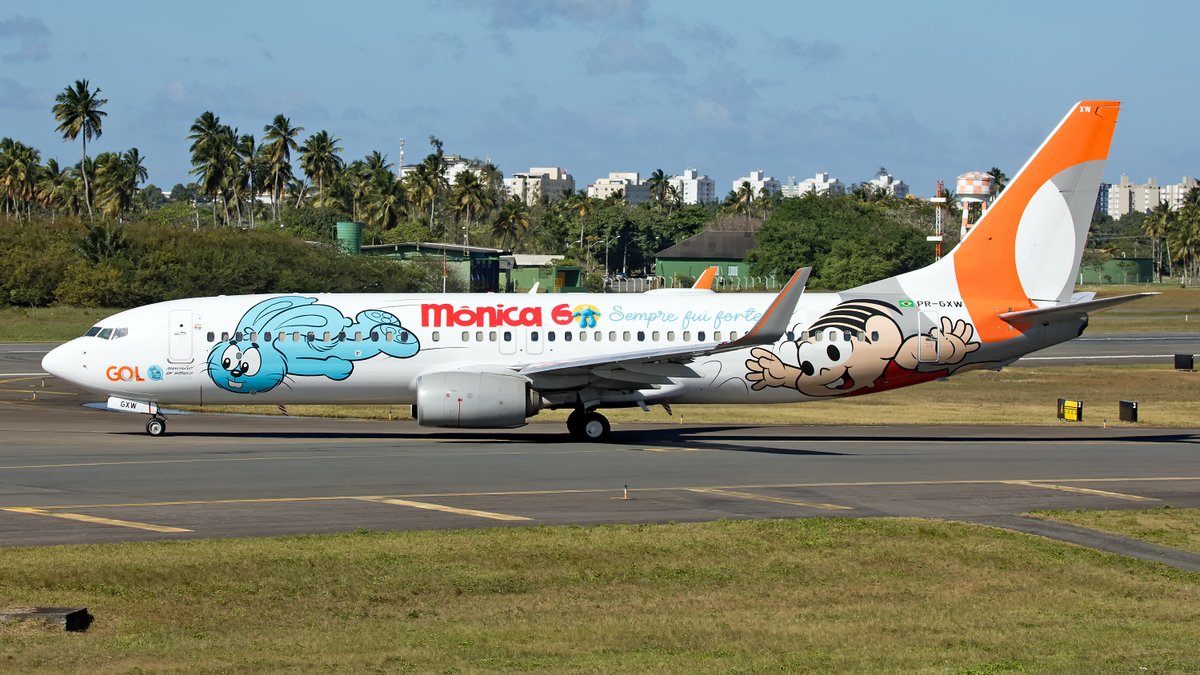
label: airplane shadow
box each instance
[106,423,1200,456]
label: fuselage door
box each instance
[917,311,940,363]
[525,327,545,356]
[498,328,519,356]
[168,309,193,364]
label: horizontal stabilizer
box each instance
[998,293,1156,324]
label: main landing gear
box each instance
[566,409,611,442]
[145,415,167,437]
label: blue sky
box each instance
[1,1,1194,197]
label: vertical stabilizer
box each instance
[950,101,1119,341]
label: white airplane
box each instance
[42,100,1149,441]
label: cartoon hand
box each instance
[929,317,981,364]
[745,347,796,390]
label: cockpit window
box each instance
[113,327,129,339]
[84,326,102,337]
[97,328,113,340]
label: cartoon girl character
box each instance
[745,298,980,397]
[207,296,420,394]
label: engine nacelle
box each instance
[415,370,540,428]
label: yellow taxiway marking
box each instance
[2,507,191,533]
[1001,480,1159,502]
[354,496,531,521]
[0,455,401,471]
[9,476,1199,513]
[688,487,852,511]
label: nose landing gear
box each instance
[145,415,167,437]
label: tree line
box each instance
[1,77,1067,305]
[0,219,453,308]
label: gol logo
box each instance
[105,365,146,382]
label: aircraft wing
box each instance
[998,292,1157,326]
[519,267,810,389]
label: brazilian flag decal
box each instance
[898,298,915,308]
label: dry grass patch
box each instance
[1035,507,1200,555]
[0,519,1198,672]
[186,364,1200,428]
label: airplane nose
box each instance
[41,342,74,380]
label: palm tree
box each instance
[758,187,782,219]
[365,171,406,230]
[94,151,137,219]
[987,167,1008,194]
[564,190,595,248]
[237,134,257,227]
[1145,201,1172,282]
[52,79,107,218]
[733,180,756,223]
[188,113,237,224]
[0,138,41,219]
[414,136,448,232]
[403,157,448,237]
[35,158,68,220]
[452,170,486,245]
[1171,188,1200,284]
[492,197,529,249]
[298,130,344,206]
[123,148,148,187]
[362,150,390,175]
[645,168,672,207]
[261,114,303,221]
[665,183,682,212]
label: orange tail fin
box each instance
[951,100,1120,341]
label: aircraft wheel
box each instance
[580,412,610,442]
[146,417,166,437]
[566,410,585,439]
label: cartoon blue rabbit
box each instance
[207,296,419,394]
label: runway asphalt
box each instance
[1,338,1199,570]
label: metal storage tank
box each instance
[336,221,362,255]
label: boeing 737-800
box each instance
[42,100,1149,441]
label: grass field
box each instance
[187,364,1200,428]
[0,306,114,342]
[1037,507,1200,555]
[1081,284,1200,333]
[1,518,1198,672]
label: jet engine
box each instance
[414,370,541,428]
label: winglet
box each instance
[720,267,811,349]
[528,282,540,294]
[692,266,718,290]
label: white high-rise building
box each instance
[867,168,909,198]
[587,172,650,204]
[503,167,575,206]
[1160,176,1199,211]
[731,170,781,197]
[399,154,472,182]
[781,172,845,197]
[1107,175,1161,219]
[668,168,716,204]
